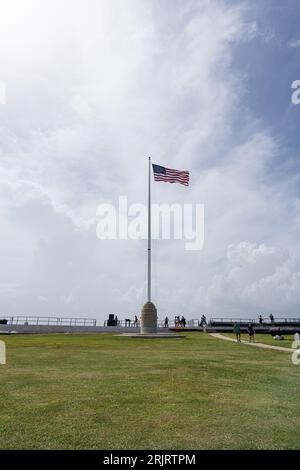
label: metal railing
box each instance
[209,317,300,324]
[187,319,201,327]
[210,318,256,324]
[273,318,300,323]
[0,316,97,327]
[104,319,140,327]
[4,315,298,329]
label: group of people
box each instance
[233,314,277,342]
[164,316,188,328]
[233,323,255,343]
[123,316,139,327]
[174,316,186,328]
[120,315,188,328]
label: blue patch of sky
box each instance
[225,0,300,191]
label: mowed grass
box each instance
[0,332,300,450]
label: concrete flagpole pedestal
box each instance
[140,301,157,334]
[117,302,184,339]
[118,302,184,339]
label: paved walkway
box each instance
[210,333,294,353]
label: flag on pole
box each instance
[152,164,189,186]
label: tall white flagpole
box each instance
[140,157,158,334]
[147,156,151,302]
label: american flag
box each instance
[152,164,189,186]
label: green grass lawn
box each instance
[0,332,300,450]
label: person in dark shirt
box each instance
[248,323,255,343]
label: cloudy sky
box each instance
[1,0,300,322]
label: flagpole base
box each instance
[140,301,157,334]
